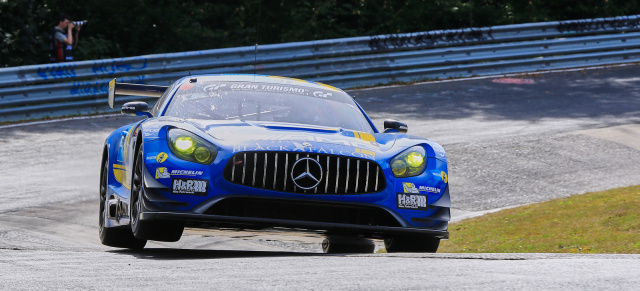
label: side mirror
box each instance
[122,101,152,118]
[383,119,408,133]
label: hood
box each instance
[185,119,396,160]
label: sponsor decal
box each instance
[292,142,307,151]
[441,171,448,184]
[197,81,340,99]
[419,185,441,194]
[234,134,380,149]
[146,155,157,161]
[232,143,377,159]
[230,84,259,90]
[156,152,168,163]
[231,135,380,159]
[172,178,208,195]
[403,182,441,194]
[257,85,306,94]
[170,169,203,176]
[402,182,420,194]
[204,83,227,91]
[354,148,376,158]
[203,84,227,97]
[397,193,428,211]
[313,91,332,98]
[156,167,170,179]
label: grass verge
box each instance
[438,185,640,253]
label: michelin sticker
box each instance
[156,167,170,179]
[397,193,428,211]
[172,178,208,195]
[403,182,441,194]
[419,185,440,193]
[171,169,203,176]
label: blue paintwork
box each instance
[103,74,449,231]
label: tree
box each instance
[1,0,639,67]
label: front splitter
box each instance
[140,212,449,239]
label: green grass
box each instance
[438,185,640,253]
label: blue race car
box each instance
[99,74,450,253]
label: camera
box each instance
[72,20,88,27]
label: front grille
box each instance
[223,151,386,194]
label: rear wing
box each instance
[108,78,169,108]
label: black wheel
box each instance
[99,157,147,249]
[322,237,375,254]
[384,235,440,253]
[131,148,184,242]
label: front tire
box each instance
[384,235,440,253]
[99,157,147,249]
[130,148,184,242]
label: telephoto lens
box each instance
[73,20,88,27]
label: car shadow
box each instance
[109,248,328,260]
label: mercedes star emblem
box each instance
[290,157,323,190]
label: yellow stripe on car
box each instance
[316,82,340,92]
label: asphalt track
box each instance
[2,65,640,289]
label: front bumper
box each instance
[140,180,449,239]
[140,144,450,239]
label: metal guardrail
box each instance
[2,15,640,122]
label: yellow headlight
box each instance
[194,146,211,163]
[390,146,428,178]
[167,128,218,165]
[391,159,407,176]
[174,136,195,154]
[405,152,424,167]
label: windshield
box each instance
[164,81,374,133]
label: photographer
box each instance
[50,13,82,63]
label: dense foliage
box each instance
[1,0,639,67]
